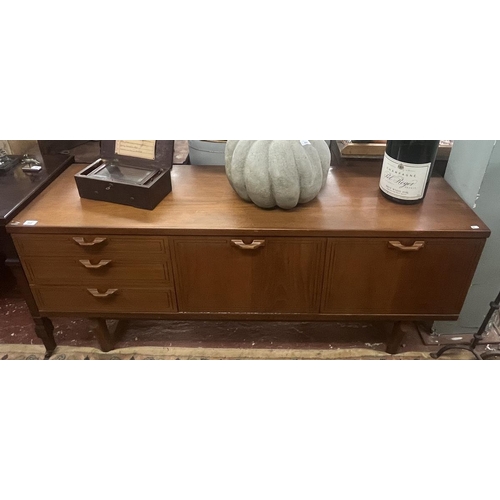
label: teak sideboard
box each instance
[6,163,490,355]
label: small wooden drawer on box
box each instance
[12,234,169,258]
[31,286,177,314]
[74,140,174,211]
[21,257,173,286]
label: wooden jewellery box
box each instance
[74,140,174,210]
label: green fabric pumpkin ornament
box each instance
[225,140,331,209]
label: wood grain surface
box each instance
[321,237,486,315]
[32,285,177,314]
[172,236,325,313]
[7,163,490,238]
[7,161,491,354]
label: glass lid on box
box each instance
[89,160,157,185]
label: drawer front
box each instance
[321,238,486,315]
[31,286,177,314]
[13,234,168,258]
[172,236,326,313]
[22,256,172,286]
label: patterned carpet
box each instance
[0,343,478,360]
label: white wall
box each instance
[434,140,500,334]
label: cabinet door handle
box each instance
[73,236,107,246]
[79,259,112,269]
[388,241,425,251]
[87,288,118,298]
[231,239,266,250]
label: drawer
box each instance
[13,234,169,258]
[31,286,177,314]
[172,236,326,313]
[22,256,173,286]
[321,237,486,315]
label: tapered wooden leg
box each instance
[90,319,126,352]
[385,321,410,354]
[34,317,56,357]
[91,318,115,352]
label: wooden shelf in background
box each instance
[337,140,453,161]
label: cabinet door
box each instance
[172,237,326,313]
[321,238,485,316]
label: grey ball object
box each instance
[225,140,331,209]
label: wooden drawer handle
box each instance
[87,288,118,298]
[388,241,425,251]
[231,239,266,250]
[73,237,107,246]
[79,259,112,269]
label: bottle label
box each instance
[379,153,431,201]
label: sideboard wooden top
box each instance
[7,163,490,238]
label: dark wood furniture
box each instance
[75,140,174,210]
[7,162,490,355]
[1,154,74,347]
[1,153,74,276]
[37,141,90,155]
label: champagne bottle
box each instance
[379,140,440,204]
